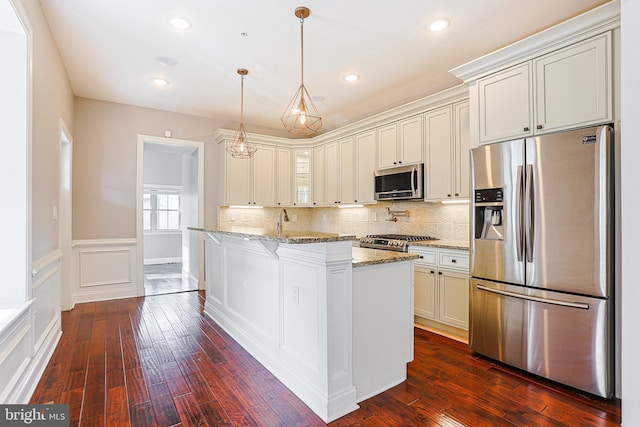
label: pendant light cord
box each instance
[299,13,305,86]
[240,74,244,124]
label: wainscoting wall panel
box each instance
[0,249,62,403]
[73,239,138,304]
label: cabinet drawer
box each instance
[409,247,437,266]
[438,251,469,271]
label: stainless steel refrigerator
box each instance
[469,124,614,398]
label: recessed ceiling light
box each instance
[156,56,178,66]
[429,18,450,32]
[344,73,360,82]
[170,17,192,30]
[152,78,169,86]
[312,95,326,102]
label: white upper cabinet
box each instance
[276,147,292,207]
[312,145,326,206]
[478,63,533,144]
[534,33,611,134]
[225,143,276,206]
[325,141,340,206]
[377,115,423,169]
[424,100,470,201]
[476,32,612,144]
[339,137,356,204]
[355,130,376,204]
[453,101,471,199]
[293,149,312,206]
[424,106,453,200]
[252,145,276,206]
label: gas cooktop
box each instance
[359,234,438,252]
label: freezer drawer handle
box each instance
[476,284,590,310]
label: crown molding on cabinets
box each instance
[213,84,469,148]
[449,0,620,83]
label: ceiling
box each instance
[39,0,609,138]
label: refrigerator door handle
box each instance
[476,284,590,309]
[516,165,524,262]
[525,164,535,263]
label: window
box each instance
[143,189,181,231]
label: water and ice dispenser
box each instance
[474,188,504,241]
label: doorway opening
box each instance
[59,120,72,310]
[136,135,204,296]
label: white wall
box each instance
[73,97,222,240]
[621,0,640,424]
[143,149,183,264]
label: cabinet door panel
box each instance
[377,123,398,169]
[399,115,423,165]
[226,150,251,205]
[478,63,532,144]
[414,266,437,320]
[253,146,276,206]
[534,33,611,133]
[355,131,376,204]
[325,142,339,205]
[313,146,326,206]
[277,148,292,206]
[294,149,312,206]
[454,101,471,199]
[438,270,469,330]
[339,137,355,203]
[425,106,453,200]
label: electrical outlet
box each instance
[372,212,377,221]
[292,214,297,222]
[323,214,327,222]
[231,212,237,221]
[291,286,299,304]
[52,205,58,220]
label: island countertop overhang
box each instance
[188,226,356,244]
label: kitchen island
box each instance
[190,227,417,422]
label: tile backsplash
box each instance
[219,200,469,241]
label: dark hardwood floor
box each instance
[31,291,621,426]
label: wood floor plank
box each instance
[173,393,208,427]
[148,381,181,427]
[106,385,130,426]
[129,401,158,427]
[30,291,621,427]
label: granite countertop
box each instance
[188,227,356,244]
[352,247,419,268]
[408,239,470,251]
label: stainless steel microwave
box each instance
[374,164,424,200]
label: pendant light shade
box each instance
[227,68,258,159]
[281,6,322,136]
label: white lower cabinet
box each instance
[409,246,469,334]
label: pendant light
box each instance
[226,68,258,159]
[281,6,322,136]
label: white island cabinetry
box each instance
[200,230,415,422]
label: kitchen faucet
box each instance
[276,208,290,237]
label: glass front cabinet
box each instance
[294,149,312,206]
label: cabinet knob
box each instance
[447,194,451,197]
[313,202,316,205]
[293,203,296,206]
[277,202,281,205]
[438,271,443,275]
[452,259,457,263]
[430,270,435,274]
[537,124,543,130]
[524,127,530,132]
[354,200,358,203]
[398,161,403,164]
[393,161,397,165]
[419,255,424,259]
